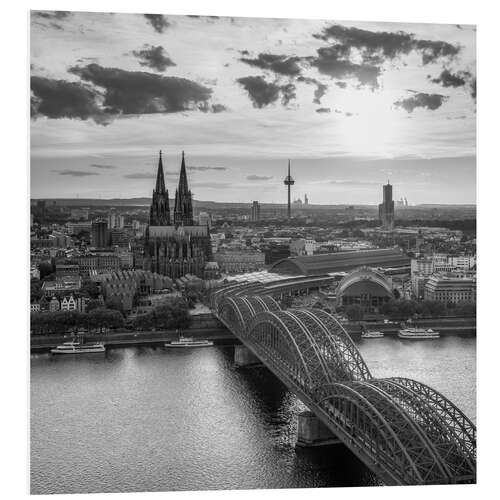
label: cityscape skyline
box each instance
[31,12,476,204]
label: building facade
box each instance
[214,250,265,274]
[251,201,261,221]
[144,151,212,279]
[378,181,395,231]
[424,273,476,304]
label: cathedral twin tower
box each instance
[150,150,194,226]
[145,151,212,279]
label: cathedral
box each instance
[144,151,212,279]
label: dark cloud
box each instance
[53,170,99,177]
[470,78,476,100]
[32,11,71,20]
[89,164,116,169]
[297,76,328,104]
[237,76,296,108]
[313,24,460,65]
[124,172,156,179]
[31,76,111,125]
[239,53,303,77]
[68,64,214,115]
[144,14,170,33]
[132,45,176,72]
[394,92,447,113]
[188,166,227,171]
[316,107,331,113]
[430,69,471,88]
[191,181,232,189]
[335,81,347,89]
[430,69,476,100]
[311,45,381,88]
[247,175,273,180]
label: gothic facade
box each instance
[144,151,212,279]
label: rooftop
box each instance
[270,248,410,276]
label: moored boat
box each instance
[50,341,106,354]
[165,336,214,348]
[361,330,385,339]
[398,327,440,339]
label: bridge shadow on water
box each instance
[219,346,380,488]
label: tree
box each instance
[30,279,43,302]
[38,261,55,279]
[393,288,401,299]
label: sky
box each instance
[30,11,476,204]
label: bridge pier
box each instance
[234,345,261,367]
[296,411,342,448]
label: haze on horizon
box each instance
[30,11,476,205]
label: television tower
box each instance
[283,160,295,219]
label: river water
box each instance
[30,335,475,494]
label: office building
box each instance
[378,181,395,231]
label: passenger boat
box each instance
[165,336,214,348]
[398,327,440,339]
[361,330,385,339]
[50,341,106,354]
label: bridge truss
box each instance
[211,281,476,486]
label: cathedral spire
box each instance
[174,151,194,226]
[155,150,166,193]
[149,150,170,225]
[178,150,189,195]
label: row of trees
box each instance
[126,299,192,331]
[343,299,476,321]
[30,308,125,335]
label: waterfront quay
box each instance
[30,315,475,352]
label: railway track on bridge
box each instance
[209,280,476,486]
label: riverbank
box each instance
[30,316,475,352]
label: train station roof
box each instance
[269,248,410,277]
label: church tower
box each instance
[149,150,170,226]
[174,151,194,226]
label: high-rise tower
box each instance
[283,160,295,219]
[149,150,170,226]
[174,151,194,226]
[378,180,395,231]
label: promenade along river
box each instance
[30,335,476,494]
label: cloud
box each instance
[430,69,472,88]
[89,164,116,169]
[313,24,460,65]
[30,76,111,125]
[68,64,215,116]
[123,172,156,179]
[188,166,227,171]
[335,81,347,89]
[316,107,331,113]
[297,76,328,104]
[311,46,381,88]
[394,92,447,113]
[53,170,99,177]
[191,181,232,189]
[144,14,170,33]
[32,11,71,20]
[430,69,476,100]
[247,175,273,180]
[237,76,296,108]
[239,52,303,76]
[132,45,176,72]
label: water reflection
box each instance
[31,336,474,494]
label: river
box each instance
[30,335,475,494]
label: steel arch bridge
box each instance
[211,282,476,486]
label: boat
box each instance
[165,336,214,348]
[361,330,385,339]
[398,327,440,339]
[50,341,106,354]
